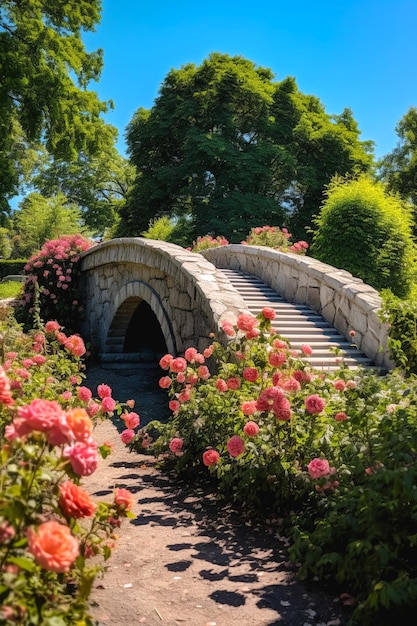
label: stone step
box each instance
[220,268,373,370]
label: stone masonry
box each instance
[202,244,393,369]
[79,238,248,357]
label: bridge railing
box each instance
[202,245,393,369]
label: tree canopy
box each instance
[0,0,116,218]
[119,53,374,242]
[30,148,135,236]
[379,107,417,229]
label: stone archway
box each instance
[104,281,177,360]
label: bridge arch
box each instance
[79,238,247,360]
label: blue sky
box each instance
[85,0,416,159]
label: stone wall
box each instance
[80,238,247,356]
[202,245,393,369]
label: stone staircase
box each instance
[220,268,373,371]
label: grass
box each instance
[0,281,23,299]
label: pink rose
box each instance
[305,394,326,415]
[169,437,184,455]
[307,458,331,479]
[63,440,99,476]
[101,397,116,413]
[121,429,135,444]
[261,307,275,320]
[97,384,112,399]
[227,435,245,457]
[18,399,64,433]
[77,386,93,402]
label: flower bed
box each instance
[121,308,417,625]
[0,308,133,625]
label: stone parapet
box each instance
[202,245,393,369]
[80,238,248,356]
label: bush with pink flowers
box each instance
[123,307,417,624]
[242,225,309,253]
[15,234,92,333]
[0,308,134,625]
[188,234,229,252]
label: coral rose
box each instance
[243,421,259,437]
[236,313,258,332]
[159,376,172,389]
[27,520,79,573]
[261,307,275,320]
[66,408,93,442]
[169,357,187,373]
[243,367,259,382]
[227,377,240,390]
[202,449,220,467]
[159,353,173,370]
[227,435,245,457]
[114,488,134,511]
[123,412,140,429]
[216,379,228,392]
[241,400,257,415]
[59,481,96,518]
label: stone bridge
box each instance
[80,238,392,369]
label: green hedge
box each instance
[0,259,27,279]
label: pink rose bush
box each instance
[0,314,134,624]
[16,234,92,333]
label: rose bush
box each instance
[122,308,417,624]
[0,309,135,625]
[15,234,92,333]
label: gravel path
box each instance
[83,364,349,626]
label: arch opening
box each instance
[124,300,167,354]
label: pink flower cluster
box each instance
[5,399,99,476]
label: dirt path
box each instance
[83,365,349,626]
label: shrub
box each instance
[120,310,417,623]
[189,234,229,252]
[15,235,92,332]
[243,225,309,253]
[379,289,417,375]
[0,310,134,624]
[310,176,416,297]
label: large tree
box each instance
[379,107,417,229]
[119,53,374,243]
[11,192,85,257]
[0,0,115,218]
[30,148,135,235]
